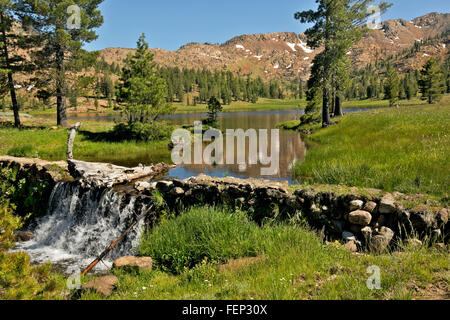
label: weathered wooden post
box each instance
[67,122,82,159]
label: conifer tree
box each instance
[384,65,399,107]
[295,0,391,127]
[0,0,36,127]
[418,58,446,104]
[116,34,175,124]
[16,0,104,127]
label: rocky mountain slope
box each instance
[100,12,449,81]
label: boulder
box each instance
[361,226,372,243]
[170,187,185,196]
[349,200,364,211]
[113,256,153,272]
[342,231,356,242]
[409,205,436,232]
[379,194,396,214]
[363,201,377,214]
[343,240,358,252]
[403,238,423,247]
[81,275,118,296]
[436,208,448,226]
[14,231,34,242]
[348,210,372,226]
[370,227,394,253]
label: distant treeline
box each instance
[157,67,287,105]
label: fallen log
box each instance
[81,205,154,277]
[68,159,175,188]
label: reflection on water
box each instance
[165,110,306,183]
[37,109,370,183]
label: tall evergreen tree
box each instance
[17,0,104,127]
[418,58,446,104]
[295,0,391,127]
[384,65,399,107]
[116,34,175,124]
[0,0,35,127]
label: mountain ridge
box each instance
[99,12,449,81]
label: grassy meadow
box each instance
[79,206,449,300]
[292,97,450,199]
[0,120,172,166]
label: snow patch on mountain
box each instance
[286,42,297,52]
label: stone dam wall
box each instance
[1,156,448,254]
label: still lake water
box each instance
[39,109,365,184]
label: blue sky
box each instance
[84,0,450,51]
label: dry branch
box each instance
[67,122,82,159]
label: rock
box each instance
[14,231,33,242]
[370,235,390,253]
[81,275,118,296]
[370,227,394,253]
[361,226,372,243]
[403,238,423,247]
[379,193,397,214]
[156,180,173,192]
[135,181,151,192]
[342,231,356,242]
[349,200,364,211]
[170,187,185,196]
[363,201,377,213]
[343,240,358,252]
[436,208,448,226]
[410,205,435,232]
[113,256,153,272]
[310,204,321,214]
[348,210,372,226]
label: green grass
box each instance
[139,207,263,274]
[0,121,172,166]
[293,97,450,198]
[80,206,449,300]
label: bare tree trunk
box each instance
[56,43,68,127]
[335,94,344,117]
[322,87,331,127]
[1,13,20,128]
[67,122,82,159]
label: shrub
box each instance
[111,122,173,142]
[139,207,262,274]
[7,145,39,158]
[300,112,321,125]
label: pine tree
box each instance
[295,0,391,127]
[418,58,446,104]
[384,65,399,107]
[17,0,104,127]
[116,34,175,124]
[0,0,35,127]
[206,97,222,125]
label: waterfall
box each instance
[13,182,151,274]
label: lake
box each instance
[38,109,365,184]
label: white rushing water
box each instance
[12,182,149,274]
